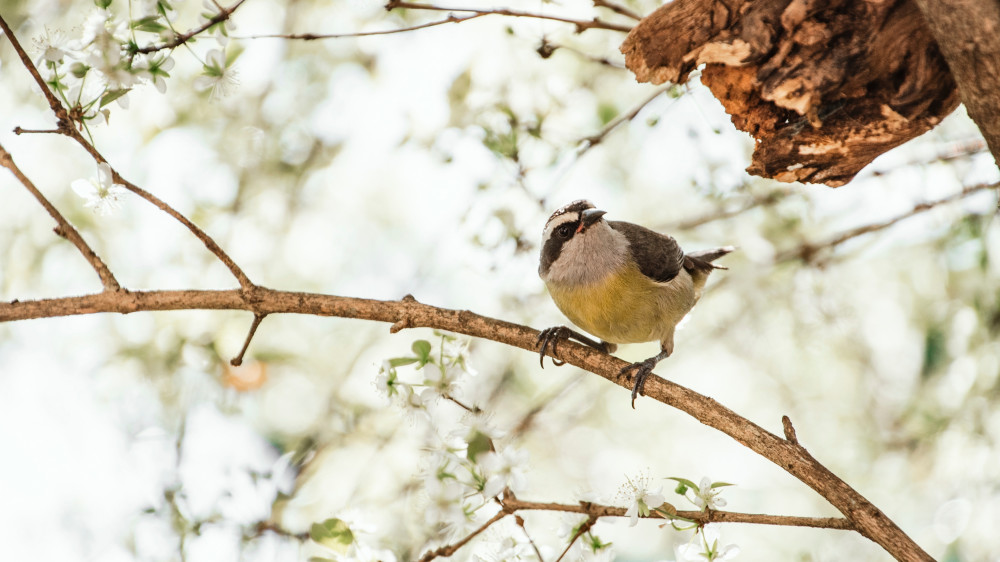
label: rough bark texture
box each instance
[913,0,1000,171]
[621,0,960,186]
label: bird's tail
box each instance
[685,246,736,272]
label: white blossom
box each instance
[473,536,532,562]
[621,474,664,527]
[71,162,127,215]
[451,411,504,446]
[424,475,468,530]
[676,525,740,562]
[690,477,728,511]
[478,447,527,498]
[578,539,615,562]
[200,1,237,46]
[32,27,71,63]
[443,337,477,375]
[193,49,238,99]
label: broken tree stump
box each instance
[621,0,960,186]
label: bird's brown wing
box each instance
[608,221,685,283]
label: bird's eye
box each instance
[556,224,573,239]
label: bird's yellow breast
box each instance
[545,264,694,345]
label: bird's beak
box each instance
[577,208,607,233]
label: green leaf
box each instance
[412,340,432,365]
[99,89,130,108]
[389,357,418,368]
[668,477,699,494]
[131,16,166,33]
[309,518,354,553]
[710,481,735,489]
[466,430,492,462]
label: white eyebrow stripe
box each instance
[542,212,579,241]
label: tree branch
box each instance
[0,287,930,560]
[578,85,671,151]
[0,12,255,291]
[913,0,1000,170]
[419,506,511,562]
[385,0,634,33]
[235,13,489,40]
[0,14,73,126]
[0,143,121,291]
[776,180,1000,263]
[133,0,247,55]
[501,497,854,530]
[592,0,641,22]
[554,514,596,562]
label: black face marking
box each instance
[539,200,602,277]
[539,217,580,275]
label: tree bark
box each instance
[621,0,960,186]
[912,0,1000,171]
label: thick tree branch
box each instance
[913,0,1000,170]
[0,287,929,560]
[0,143,121,291]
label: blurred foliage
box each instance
[1,0,999,561]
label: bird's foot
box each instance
[619,357,660,409]
[536,326,572,368]
[536,326,614,368]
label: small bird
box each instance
[536,200,733,407]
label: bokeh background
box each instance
[1,0,999,560]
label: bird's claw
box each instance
[619,358,658,409]
[536,327,569,368]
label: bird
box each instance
[536,200,733,407]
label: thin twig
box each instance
[133,0,247,55]
[514,514,545,561]
[12,127,63,135]
[0,12,256,292]
[501,498,854,530]
[666,189,789,231]
[231,313,266,366]
[554,514,596,562]
[776,180,1000,263]
[418,507,511,562]
[869,138,988,177]
[592,0,642,21]
[536,38,626,68]
[75,142,256,291]
[236,13,487,40]
[0,143,121,291]
[0,15,71,123]
[385,0,633,33]
[578,86,671,152]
